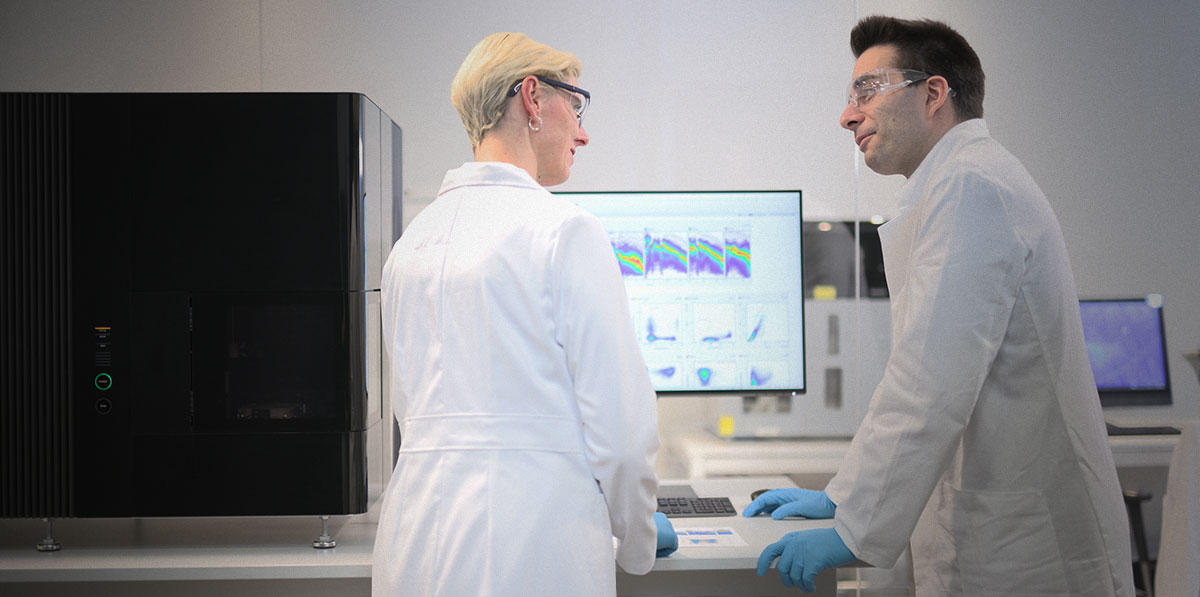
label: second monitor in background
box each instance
[1080,294,1172,408]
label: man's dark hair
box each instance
[851,15,984,120]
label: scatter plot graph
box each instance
[648,363,683,388]
[745,303,788,343]
[693,303,736,344]
[747,315,765,342]
[693,361,735,387]
[644,231,689,278]
[749,362,788,387]
[641,304,681,343]
[688,229,725,277]
[724,228,751,278]
[610,232,646,277]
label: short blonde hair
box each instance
[451,33,582,148]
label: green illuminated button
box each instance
[94,373,113,390]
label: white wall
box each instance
[2,0,1197,427]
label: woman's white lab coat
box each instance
[825,120,1134,595]
[371,162,660,596]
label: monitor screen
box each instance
[558,191,805,395]
[1079,295,1171,406]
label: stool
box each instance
[1124,490,1154,597]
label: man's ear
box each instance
[924,75,953,118]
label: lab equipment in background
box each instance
[710,220,891,438]
[1181,349,1199,383]
[1,92,400,522]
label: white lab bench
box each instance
[664,426,1185,574]
[667,430,1181,479]
[0,476,844,597]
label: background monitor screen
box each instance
[1079,295,1171,406]
[558,191,805,395]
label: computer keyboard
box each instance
[1106,422,1181,436]
[657,496,737,518]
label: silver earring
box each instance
[528,116,542,132]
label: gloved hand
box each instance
[653,511,678,557]
[742,488,836,520]
[756,527,855,592]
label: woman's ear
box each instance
[519,75,541,119]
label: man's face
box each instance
[839,45,931,178]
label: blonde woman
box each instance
[371,33,675,596]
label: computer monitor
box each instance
[1079,295,1172,407]
[557,191,806,395]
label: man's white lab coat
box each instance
[371,162,660,597]
[826,120,1134,596]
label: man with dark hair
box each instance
[745,16,1133,595]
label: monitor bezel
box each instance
[555,189,807,396]
[1079,296,1172,407]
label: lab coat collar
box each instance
[880,119,989,297]
[438,161,545,197]
[897,118,989,211]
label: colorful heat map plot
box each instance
[749,367,773,386]
[611,233,645,277]
[645,233,688,277]
[689,232,725,277]
[725,228,750,278]
[605,227,752,282]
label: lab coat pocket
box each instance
[949,486,1070,595]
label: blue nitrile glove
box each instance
[742,488,836,520]
[756,527,855,592]
[653,511,678,557]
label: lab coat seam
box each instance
[1018,284,1128,592]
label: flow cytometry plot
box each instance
[688,229,725,277]
[748,361,788,387]
[693,303,736,344]
[641,304,682,343]
[644,230,689,278]
[724,228,751,279]
[610,232,646,277]
[693,361,736,388]
[745,302,788,343]
[647,363,683,388]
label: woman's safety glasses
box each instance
[508,76,591,126]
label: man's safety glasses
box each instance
[846,68,934,109]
